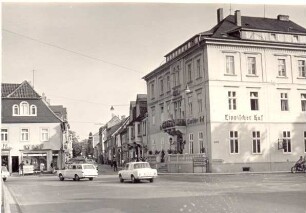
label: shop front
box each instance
[1,148,11,172]
[21,149,53,172]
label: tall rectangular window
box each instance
[188,96,193,115]
[247,57,256,75]
[304,131,306,153]
[1,129,8,142]
[187,64,192,82]
[226,56,235,75]
[174,101,182,119]
[228,91,237,110]
[298,60,306,78]
[283,131,291,153]
[199,132,204,153]
[142,121,146,136]
[160,78,164,95]
[189,133,194,154]
[301,94,306,111]
[197,93,203,113]
[250,92,259,111]
[230,131,238,154]
[150,82,155,99]
[151,107,155,125]
[281,93,289,111]
[196,59,201,78]
[166,75,171,92]
[41,128,49,141]
[160,104,164,122]
[252,131,261,154]
[21,128,29,141]
[166,101,171,119]
[278,59,286,77]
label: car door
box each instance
[122,163,129,179]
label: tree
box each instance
[70,131,82,157]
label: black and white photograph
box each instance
[1,1,306,213]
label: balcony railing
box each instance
[161,119,186,130]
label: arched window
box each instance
[13,105,19,115]
[20,102,29,115]
[30,105,37,116]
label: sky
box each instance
[2,1,306,140]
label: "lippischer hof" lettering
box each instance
[225,114,263,121]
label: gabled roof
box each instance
[2,81,41,99]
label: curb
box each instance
[2,182,22,213]
[157,171,292,175]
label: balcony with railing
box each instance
[160,119,186,136]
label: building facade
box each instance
[143,9,306,172]
[1,81,68,173]
[126,94,148,161]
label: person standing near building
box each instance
[19,161,24,176]
[50,162,54,173]
[113,155,117,172]
[40,162,45,172]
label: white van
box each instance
[57,163,98,181]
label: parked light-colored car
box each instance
[1,166,10,181]
[118,162,157,183]
[57,163,98,181]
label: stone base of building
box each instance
[152,161,295,173]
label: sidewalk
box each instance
[98,164,122,175]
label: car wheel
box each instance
[149,178,154,183]
[59,174,64,181]
[119,175,124,183]
[89,177,93,181]
[75,174,80,181]
[3,178,6,182]
[131,175,137,183]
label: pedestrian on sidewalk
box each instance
[19,161,24,176]
[50,162,54,173]
[113,156,118,172]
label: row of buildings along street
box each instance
[2,8,306,174]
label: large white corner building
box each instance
[143,9,306,172]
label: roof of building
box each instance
[205,15,306,40]
[136,94,147,101]
[144,12,306,80]
[1,81,64,124]
[2,81,41,99]
[50,105,67,120]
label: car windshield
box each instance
[2,166,8,172]
[133,163,150,169]
[83,165,95,170]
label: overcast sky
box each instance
[2,2,306,140]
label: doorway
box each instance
[12,156,19,172]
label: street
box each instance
[3,167,306,213]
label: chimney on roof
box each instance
[217,8,223,23]
[121,115,126,120]
[277,15,289,21]
[235,10,241,27]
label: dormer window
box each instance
[20,102,29,115]
[13,105,19,115]
[12,102,37,116]
[31,105,37,115]
[293,35,299,43]
[271,33,277,41]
